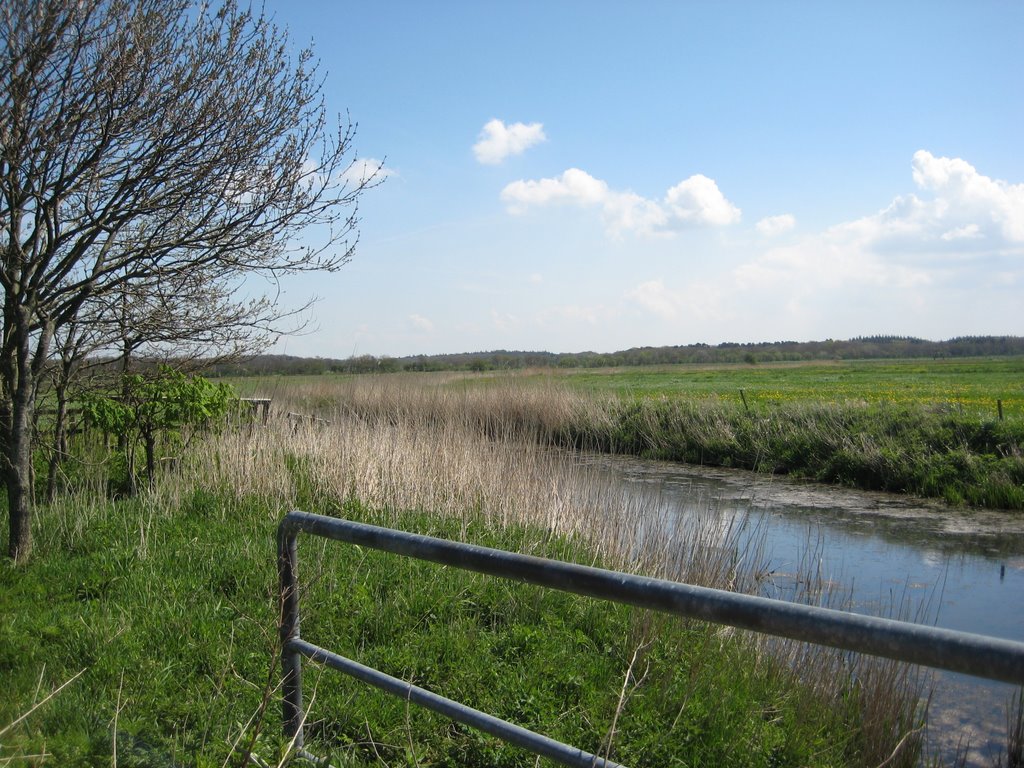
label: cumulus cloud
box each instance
[501,168,608,210]
[756,214,796,237]
[500,168,740,236]
[818,151,1024,260]
[910,150,1024,242]
[664,175,741,226]
[734,236,932,295]
[734,151,1024,299]
[473,119,546,164]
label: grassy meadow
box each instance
[0,371,949,767]
[532,357,1024,420]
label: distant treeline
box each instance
[205,335,1024,377]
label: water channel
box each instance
[578,453,1024,766]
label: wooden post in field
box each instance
[997,399,1004,421]
[241,397,272,424]
[739,389,750,414]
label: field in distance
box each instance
[508,356,1024,418]
[230,356,1024,418]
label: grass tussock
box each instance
[1,373,951,766]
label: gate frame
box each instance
[278,509,1024,766]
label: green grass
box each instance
[529,357,1024,419]
[224,357,1024,418]
[1,484,902,767]
[0,490,279,767]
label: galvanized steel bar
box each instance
[277,523,304,747]
[287,637,624,768]
[279,510,1024,685]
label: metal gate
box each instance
[278,510,1024,767]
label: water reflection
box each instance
[577,453,1024,767]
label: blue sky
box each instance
[261,1,1024,358]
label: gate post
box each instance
[278,527,304,748]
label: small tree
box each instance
[83,367,236,494]
[1,0,379,561]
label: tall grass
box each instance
[257,371,1024,509]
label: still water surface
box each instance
[579,453,1024,766]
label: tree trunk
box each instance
[2,303,53,562]
[46,388,69,502]
[144,429,156,489]
[6,461,33,563]
[118,341,131,453]
[4,372,37,564]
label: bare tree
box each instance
[41,312,98,502]
[89,271,300,372]
[1,0,378,561]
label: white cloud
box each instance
[627,280,678,319]
[341,157,394,186]
[664,175,741,226]
[528,273,543,284]
[910,149,1024,242]
[819,151,1024,260]
[603,191,670,236]
[409,314,434,333]
[732,151,1024,301]
[940,224,981,241]
[473,119,546,165]
[756,214,796,237]
[500,168,740,237]
[501,168,608,211]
